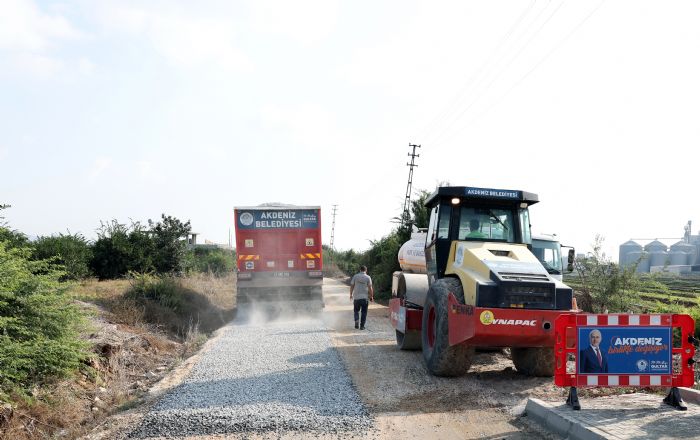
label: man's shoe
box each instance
[354,322,359,329]
[360,326,365,330]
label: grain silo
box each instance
[649,251,668,267]
[619,240,642,267]
[644,240,667,268]
[668,250,688,266]
[627,250,650,273]
[670,241,695,265]
[644,240,667,253]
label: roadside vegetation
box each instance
[324,189,430,299]
[566,235,700,337]
[0,205,236,439]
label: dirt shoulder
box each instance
[79,324,230,440]
[74,275,235,440]
[322,278,560,439]
[0,275,237,440]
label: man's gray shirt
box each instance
[351,272,372,300]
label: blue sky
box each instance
[2,0,699,261]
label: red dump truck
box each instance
[234,204,323,307]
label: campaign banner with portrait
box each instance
[577,326,671,375]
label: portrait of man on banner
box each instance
[579,328,608,373]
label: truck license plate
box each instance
[273,272,290,277]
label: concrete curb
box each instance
[525,398,608,440]
[679,387,700,405]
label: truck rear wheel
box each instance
[511,347,554,377]
[421,278,474,377]
[396,330,421,350]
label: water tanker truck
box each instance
[234,204,323,308]
[531,233,575,282]
[390,186,577,377]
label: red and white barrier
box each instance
[554,313,696,389]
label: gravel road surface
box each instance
[128,305,372,438]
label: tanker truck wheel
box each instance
[511,347,554,377]
[396,330,421,350]
[421,278,474,377]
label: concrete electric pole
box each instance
[402,143,420,231]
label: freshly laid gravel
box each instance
[129,316,372,438]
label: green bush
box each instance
[123,273,229,336]
[648,300,700,339]
[185,247,235,276]
[91,221,138,279]
[0,228,30,250]
[149,215,191,274]
[573,235,642,313]
[0,234,89,394]
[360,229,408,299]
[126,273,183,311]
[90,215,191,279]
[33,233,93,280]
[323,246,362,276]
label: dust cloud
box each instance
[234,299,324,326]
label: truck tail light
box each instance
[238,272,252,279]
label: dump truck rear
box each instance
[234,204,323,307]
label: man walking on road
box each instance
[350,265,373,330]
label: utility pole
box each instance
[329,205,338,265]
[402,143,420,231]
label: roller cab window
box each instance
[458,207,515,242]
[427,204,452,243]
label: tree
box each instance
[361,230,404,297]
[33,233,93,280]
[394,188,432,249]
[574,235,641,313]
[149,214,192,274]
[0,236,88,392]
[0,205,30,249]
[411,189,430,229]
[91,220,135,279]
[90,215,191,279]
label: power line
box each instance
[435,0,607,147]
[421,0,555,145]
[415,0,538,142]
[426,0,567,148]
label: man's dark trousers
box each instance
[353,298,369,327]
